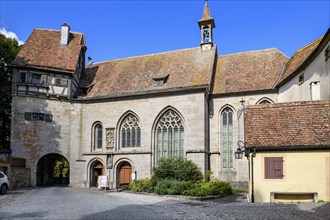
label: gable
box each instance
[12,29,86,73]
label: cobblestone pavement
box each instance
[0,187,329,220]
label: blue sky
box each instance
[1,0,329,62]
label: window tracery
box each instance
[221,108,233,168]
[155,109,184,163]
[120,114,141,148]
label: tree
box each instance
[0,34,22,149]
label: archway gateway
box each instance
[118,161,132,186]
[90,161,104,187]
[37,154,69,186]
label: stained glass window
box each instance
[120,114,141,148]
[221,108,233,168]
[155,109,184,163]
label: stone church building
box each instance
[8,2,330,189]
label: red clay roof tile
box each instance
[244,100,330,148]
[12,29,85,72]
[213,48,288,94]
[80,47,217,98]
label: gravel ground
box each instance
[0,187,329,220]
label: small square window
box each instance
[32,113,39,121]
[24,112,32,121]
[45,114,53,122]
[31,74,41,84]
[38,113,45,121]
[55,78,62,86]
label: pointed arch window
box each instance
[221,108,233,168]
[120,114,141,148]
[92,122,103,149]
[155,109,184,163]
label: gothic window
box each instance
[92,122,103,149]
[221,108,233,168]
[257,97,274,105]
[258,100,272,105]
[155,109,184,163]
[120,114,141,148]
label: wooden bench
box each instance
[270,192,318,203]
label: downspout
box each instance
[250,148,256,203]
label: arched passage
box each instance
[37,153,69,186]
[118,161,132,187]
[90,160,104,187]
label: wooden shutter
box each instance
[265,157,284,179]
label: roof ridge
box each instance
[92,46,205,65]
[34,28,84,35]
[218,48,281,57]
[295,35,324,53]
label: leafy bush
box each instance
[154,179,194,195]
[128,179,154,193]
[183,180,233,197]
[151,158,203,185]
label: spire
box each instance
[198,0,215,28]
[201,0,212,21]
[198,0,216,51]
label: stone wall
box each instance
[209,92,278,184]
[9,166,31,189]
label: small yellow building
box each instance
[244,100,330,203]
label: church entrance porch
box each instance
[90,161,104,187]
[36,154,69,186]
[118,161,132,187]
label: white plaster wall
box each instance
[278,42,330,102]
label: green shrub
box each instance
[128,179,154,193]
[183,180,233,197]
[151,158,203,185]
[154,179,194,195]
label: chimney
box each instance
[61,23,70,47]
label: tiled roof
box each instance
[12,29,86,72]
[244,100,330,148]
[79,47,216,98]
[212,48,288,95]
[278,35,324,85]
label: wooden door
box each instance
[92,161,104,187]
[119,162,132,186]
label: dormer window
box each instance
[153,74,169,87]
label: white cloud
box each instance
[0,27,24,45]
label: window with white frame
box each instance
[155,109,184,163]
[221,108,234,168]
[120,114,141,148]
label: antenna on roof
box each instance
[86,56,93,69]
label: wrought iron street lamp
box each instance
[235,140,246,159]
